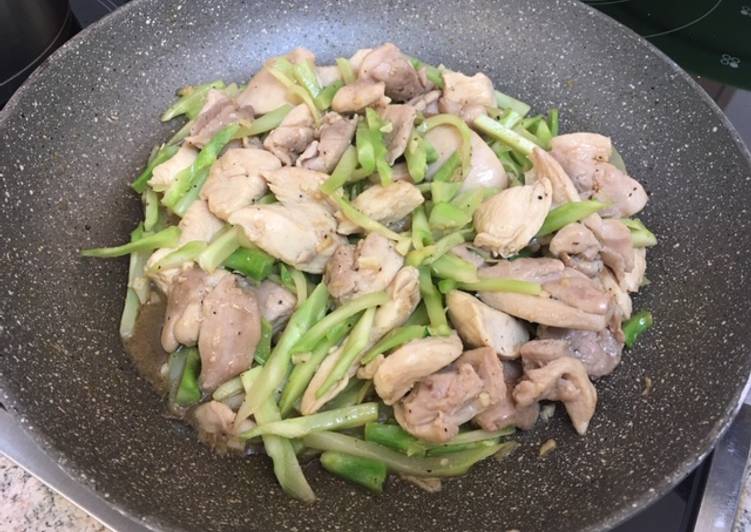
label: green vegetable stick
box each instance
[333,195,411,254]
[223,246,276,282]
[242,104,293,136]
[537,200,606,237]
[623,310,653,348]
[131,144,179,193]
[175,347,201,406]
[335,57,356,84]
[279,315,359,416]
[320,451,388,493]
[142,188,160,231]
[316,307,376,398]
[430,181,462,204]
[198,226,240,273]
[364,422,428,457]
[81,225,180,258]
[455,277,542,296]
[428,202,472,231]
[243,283,330,416]
[360,325,429,365]
[147,240,207,273]
[292,59,322,98]
[403,303,430,326]
[474,114,538,156]
[405,132,428,183]
[355,120,376,174]
[547,108,560,137]
[321,146,358,195]
[621,218,657,247]
[302,431,508,477]
[314,80,343,111]
[419,267,451,336]
[172,165,210,217]
[494,89,531,117]
[212,375,245,401]
[292,291,388,354]
[430,151,461,182]
[421,114,472,176]
[410,206,432,250]
[119,224,148,339]
[161,80,225,122]
[430,253,479,283]
[254,318,273,365]
[406,229,471,267]
[241,403,378,439]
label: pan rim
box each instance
[1,0,751,530]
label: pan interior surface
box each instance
[1,0,750,530]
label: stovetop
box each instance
[1,1,749,531]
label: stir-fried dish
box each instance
[82,43,656,499]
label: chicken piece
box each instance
[237,48,315,114]
[479,257,565,284]
[337,181,424,234]
[425,125,508,192]
[145,248,180,295]
[480,292,609,331]
[621,248,646,292]
[407,90,440,116]
[529,147,581,206]
[297,112,357,173]
[229,203,344,273]
[255,280,296,333]
[518,339,572,367]
[349,48,373,71]
[474,360,539,431]
[316,65,342,86]
[438,71,494,123]
[380,104,417,164]
[178,199,224,245]
[548,222,603,277]
[473,179,552,258]
[324,233,404,302]
[358,43,426,101]
[394,347,504,442]
[160,266,226,353]
[513,356,597,435]
[450,244,487,268]
[537,326,623,378]
[186,89,254,148]
[301,344,358,415]
[200,147,281,221]
[598,268,632,319]
[192,400,253,453]
[331,79,388,113]
[373,333,463,405]
[550,133,647,218]
[586,216,635,283]
[446,290,529,359]
[542,269,612,316]
[262,166,331,209]
[263,104,315,165]
[198,274,261,391]
[371,266,422,341]
[148,144,197,192]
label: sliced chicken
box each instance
[621,248,647,292]
[301,344,357,415]
[479,257,565,284]
[550,133,647,218]
[229,203,345,273]
[450,244,487,268]
[425,125,508,192]
[598,268,632,319]
[480,292,609,331]
[373,333,463,405]
[297,112,357,173]
[529,147,580,206]
[348,48,373,71]
[198,274,262,391]
[370,266,422,341]
[394,347,504,442]
[513,356,597,435]
[200,147,281,221]
[237,48,315,114]
[262,166,331,209]
[474,360,540,431]
[148,144,197,192]
[263,104,315,165]
[380,104,417,164]
[337,181,424,234]
[255,280,297,333]
[178,199,225,244]
[324,233,404,302]
[331,79,388,113]
[473,179,552,257]
[543,269,612,316]
[358,43,426,101]
[586,216,635,283]
[186,89,254,148]
[315,65,342,87]
[407,90,440,116]
[446,290,529,359]
[537,326,623,378]
[548,222,603,277]
[518,339,572,368]
[192,400,253,453]
[438,71,494,123]
[161,266,226,353]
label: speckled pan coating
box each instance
[1,0,750,530]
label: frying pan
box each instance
[1,0,750,530]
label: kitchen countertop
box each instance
[1,453,750,531]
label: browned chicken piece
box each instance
[198,274,261,391]
[438,71,495,123]
[373,333,463,405]
[297,112,357,173]
[550,133,648,218]
[474,360,540,431]
[358,43,427,101]
[380,104,417,164]
[394,347,505,442]
[537,326,624,378]
[324,233,404,302]
[548,222,603,277]
[478,259,613,331]
[186,89,254,148]
[331,79,388,113]
[263,104,315,165]
[255,280,297,333]
[513,355,597,435]
[160,266,226,353]
[237,48,315,114]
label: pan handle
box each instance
[693,403,751,532]
[0,407,153,531]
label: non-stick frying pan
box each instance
[1,0,751,530]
